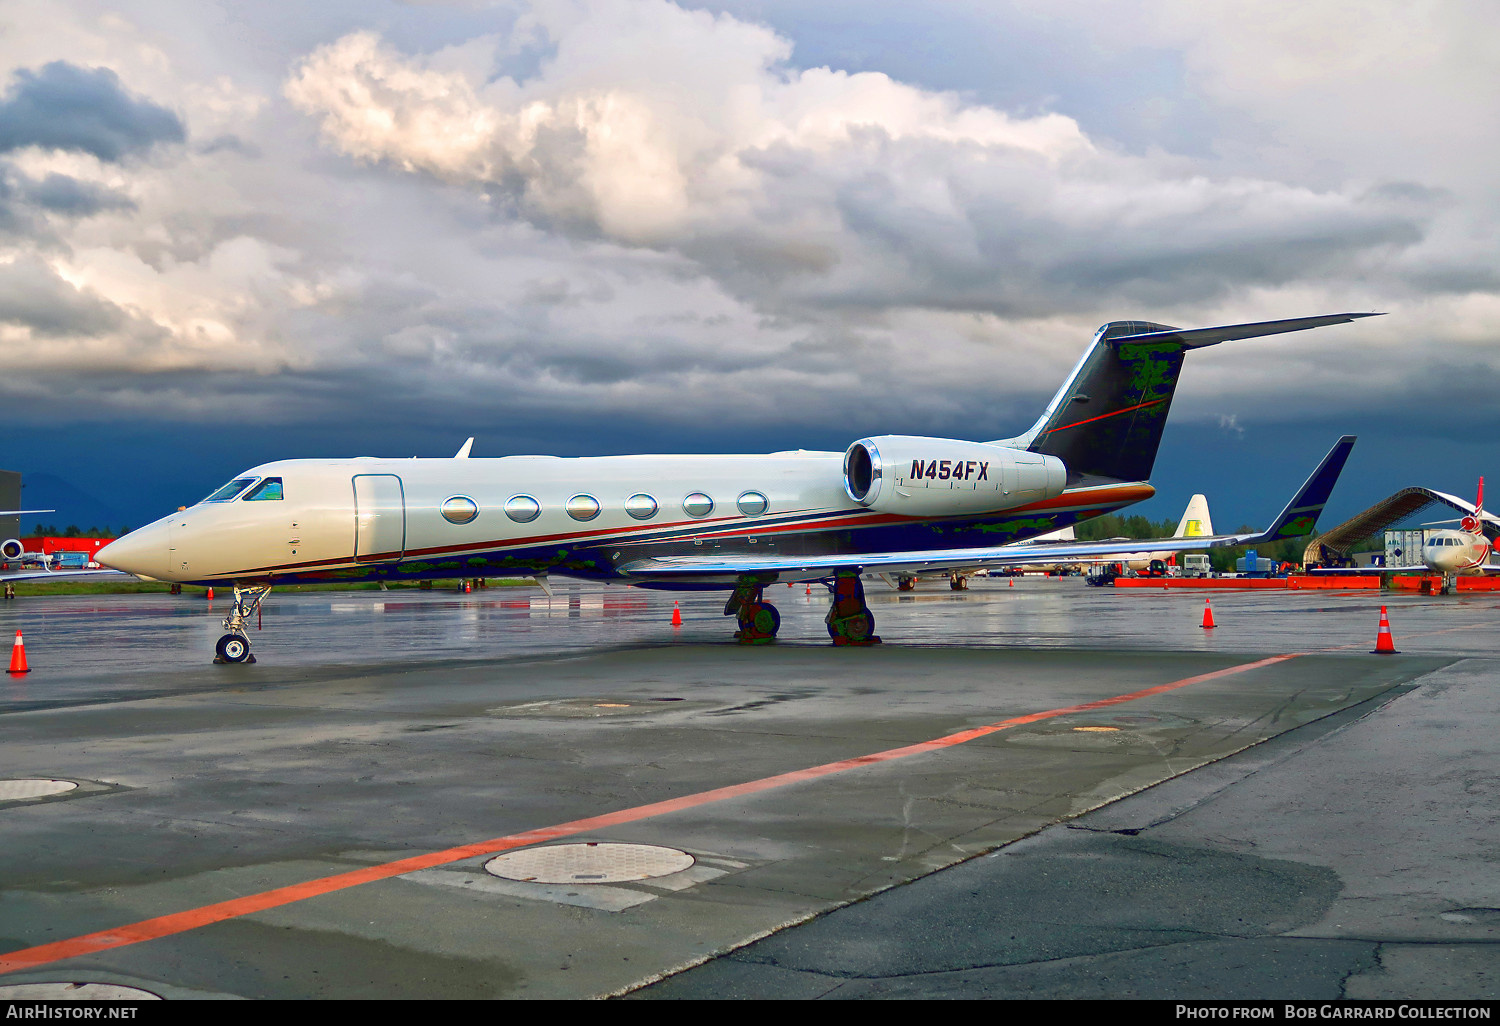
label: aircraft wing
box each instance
[0,568,138,583]
[618,437,1356,580]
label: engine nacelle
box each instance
[1,538,23,561]
[844,435,1066,516]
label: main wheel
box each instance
[215,633,250,663]
[828,611,875,642]
[749,602,780,638]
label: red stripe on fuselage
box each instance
[218,483,1154,578]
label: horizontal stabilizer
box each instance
[1112,313,1383,350]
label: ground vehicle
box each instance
[1181,553,1212,578]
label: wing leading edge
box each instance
[617,437,1356,580]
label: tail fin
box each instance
[1008,313,1381,484]
[1174,495,1213,538]
[1461,477,1484,533]
[1235,435,1357,545]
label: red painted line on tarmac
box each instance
[0,652,1299,975]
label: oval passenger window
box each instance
[683,492,714,518]
[624,493,658,520]
[441,496,479,525]
[566,494,601,521]
[504,495,541,523]
[737,491,768,517]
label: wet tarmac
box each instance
[0,577,1494,999]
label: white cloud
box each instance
[283,0,1426,326]
[0,0,1493,441]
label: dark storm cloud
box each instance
[0,61,185,161]
[21,173,136,216]
[0,256,130,337]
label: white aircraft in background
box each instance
[94,313,1375,663]
[1367,479,1496,591]
[2,509,54,569]
[1100,494,1215,574]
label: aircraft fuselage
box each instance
[1422,529,1492,575]
[97,453,1150,588]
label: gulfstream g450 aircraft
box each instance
[97,313,1375,662]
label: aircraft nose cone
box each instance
[97,523,170,579]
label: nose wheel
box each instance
[215,633,253,664]
[213,584,271,664]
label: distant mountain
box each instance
[16,473,133,535]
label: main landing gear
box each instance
[214,584,272,664]
[721,571,881,645]
[825,570,881,646]
[724,577,781,644]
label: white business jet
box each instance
[1386,479,1496,591]
[95,313,1376,662]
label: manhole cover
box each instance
[0,779,78,801]
[0,983,160,1000]
[486,843,694,883]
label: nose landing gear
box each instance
[214,584,272,664]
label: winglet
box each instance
[1228,436,1356,546]
[454,437,474,459]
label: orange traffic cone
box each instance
[1008,579,1014,588]
[671,601,682,626]
[206,587,214,601]
[8,630,30,675]
[1201,598,1216,629]
[805,584,812,595]
[1371,606,1399,654]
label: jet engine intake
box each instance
[1,538,23,561]
[844,436,1065,516]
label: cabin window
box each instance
[203,477,257,503]
[624,493,658,520]
[441,495,479,525]
[566,494,601,521]
[737,491,769,517]
[504,495,541,523]
[243,477,284,501]
[683,492,714,518]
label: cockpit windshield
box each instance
[203,477,258,503]
[244,477,284,501]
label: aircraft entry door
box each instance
[353,474,406,563]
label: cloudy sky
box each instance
[2,0,1497,531]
